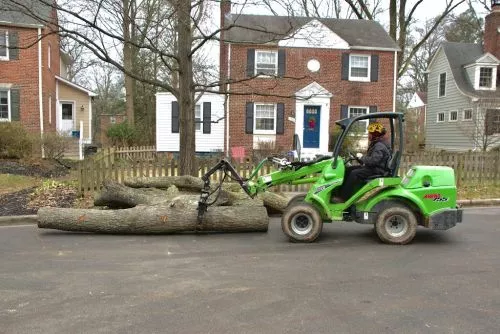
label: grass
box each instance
[0,174,42,195]
[457,182,500,200]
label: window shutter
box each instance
[278,49,286,77]
[202,102,211,134]
[371,55,379,82]
[10,88,20,121]
[171,101,179,133]
[369,105,377,123]
[245,102,254,134]
[276,103,285,134]
[341,105,348,119]
[341,53,349,80]
[8,31,19,60]
[247,49,255,77]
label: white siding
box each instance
[156,93,225,153]
[426,48,474,151]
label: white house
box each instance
[156,92,225,153]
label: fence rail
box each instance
[78,147,500,194]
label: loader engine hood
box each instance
[401,166,456,189]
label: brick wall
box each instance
[226,45,395,153]
[99,114,127,146]
[0,26,40,132]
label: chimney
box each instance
[219,1,231,92]
[484,0,500,57]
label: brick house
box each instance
[220,2,399,159]
[0,0,95,157]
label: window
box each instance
[0,31,8,60]
[254,103,276,134]
[486,109,500,136]
[61,103,73,120]
[463,109,472,121]
[195,104,201,131]
[0,90,9,121]
[349,55,370,81]
[439,73,446,97]
[479,67,493,88]
[437,112,445,122]
[255,51,277,76]
[449,111,458,122]
[48,43,51,69]
[110,116,116,124]
[348,106,368,133]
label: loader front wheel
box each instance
[281,203,323,243]
[375,204,417,245]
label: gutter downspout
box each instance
[38,28,44,157]
[225,43,231,158]
[393,50,397,112]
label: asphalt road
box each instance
[1,208,500,334]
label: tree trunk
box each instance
[177,0,196,176]
[123,0,135,125]
[37,205,269,234]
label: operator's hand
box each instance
[356,153,363,159]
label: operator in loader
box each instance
[335,122,391,203]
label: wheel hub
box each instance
[384,214,408,238]
[291,213,313,235]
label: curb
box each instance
[0,215,37,226]
[457,199,500,207]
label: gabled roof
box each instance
[0,0,52,28]
[416,91,427,104]
[440,42,500,98]
[224,14,399,51]
[56,76,97,97]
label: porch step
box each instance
[62,138,81,160]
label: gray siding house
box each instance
[426,5,500,151]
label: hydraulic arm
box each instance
[196,155,332,222]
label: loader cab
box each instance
[331,112,404,177]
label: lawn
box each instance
[0,174,42,195]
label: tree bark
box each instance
[37,205,269,234]
[123,0,136,125]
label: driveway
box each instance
[1,208,499,334]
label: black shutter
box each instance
[341,53,349,80]
[341,105,348,119]
[202,102,211,134]
[247,48,255,77]
[8,31,19,60]
[10,88,20,121]
[278,49,286,77]
[171,101,179,133]
[371,55,379,82]
[245,102,254,134]
[369,105,377,123]
[276,103,284,134]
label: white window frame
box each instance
[449,110,458,122]
[437,112,445,123]
[195,104,202,132]
[349,54,371,82]
[438,72,446,98]
[0,89,11,122]
[254,103,276,135]
[255,50,278,77]
[0,31,9,61]
[48,95,52,124]
[463,109,473,121]
[348,106,369,134]
[476,66,497,90]
[48,43,51,69]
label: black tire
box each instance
[286,194,306,209]
[281,203,323,243]
[375,203,417,245]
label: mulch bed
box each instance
[0,159,78,216]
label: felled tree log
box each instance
[257,192,290,213]
[124,176,203,190]
[37,205,269,234]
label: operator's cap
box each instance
[368,122,386,135]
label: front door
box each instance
[60,102,74,135]
[303,105,321,148]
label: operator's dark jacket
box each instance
[360,138,391,174]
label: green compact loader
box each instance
[197,112,463,245]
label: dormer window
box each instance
[479,67,493,88]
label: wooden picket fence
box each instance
[78,147,500,194]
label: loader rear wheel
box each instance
[281,203,323,243]
[375,204,417,245]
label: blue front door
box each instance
[303,105,321,148]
